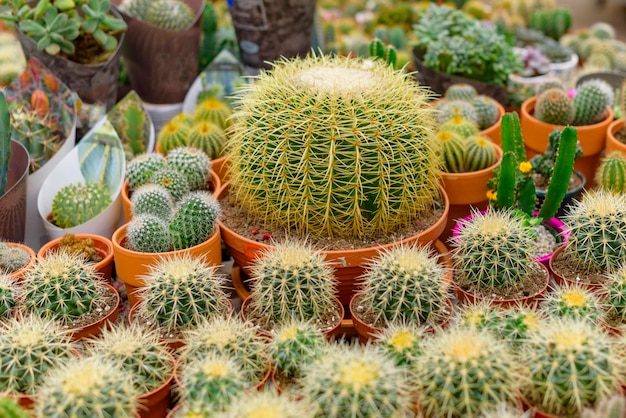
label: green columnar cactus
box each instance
[375,322,423,367]
[534,88,575,125]
[247,240,338,330]
[368,38,397,68]
[530,128,583,182]
[149,167,190,201]
[217,390,315,418]
[0,274,17,318]
[180,316,270,382]
[192,97,232,130]
[269,320,326,379]
[136,254,230,331]
[471,95,500,130]
[22,251,103,323]
[0,243,30,273]
[126,213,172,253]
[34,356,140,418]
[521,318,622,417]
[228,54,443,239]
[51,181,112,228]
[0,397,30,418]
[298,343,412,418]
[357,244,450,326]
[85,324,173,395]
[464,135,497,172]
[414,326,521,417]
[437,100,478,125]
[452,209,536,289]
[130,184,174,220]
[529,8,571,40]
[595,152,626,194]
[169,191,221,250]
[157,121,191,155]
[0,316,75,395]
[435,130,466,173]
[166,146,212,191]
[440,114,480,139]
[445,84,477,101]
[573,79,614,126]
[188,121,226,160]
[541,283,604,321]
[145,0,195,31]
[126,152,168,191]
[0,91,10,195]
[564,190,626,272]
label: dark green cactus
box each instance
[51,182,112,228]
[595,152,626,194]
[269,320,326,379]
[534,88,575,125]
[166,146,212,191]
[529,8,572,40]
[368,38,397,67]
[149,167,190,202]
[126,152,168,191]
[169,191,220,250]
[126,213,172,253]
[0,91,10,195]
[464,135,497,172]
[573,79,614,126]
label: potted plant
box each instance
[374,322,424,369]
[599,264,626,334]
[0,274,19,320]
[605,79,626,157]
[1,0,127,110]
[216,390,314,418]
[0,241,36,280]
[539,282,606,322]
[596,152,626,194]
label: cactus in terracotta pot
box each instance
[540,283,605,321]
[602,264,626,327]
[0,243,31,274]
[130,183,174,220]
[188,121,226,159]
[126,153,168,191]
[126,213,172,253]
[534,88,575,125]
[375,322,424,368]
[169,191,220,250]
[573,78,614,126]
[166,146,212,191]
[269,319,327,380]
[595,152,626,194]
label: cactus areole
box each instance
[228,54,443,239]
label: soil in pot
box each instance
[550,246,612,288]
[615,126,626,143]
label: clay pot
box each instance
[0,140,29,243]
[550,244,609,292]
[605,118,626,157]
[3,242,36,281]
[136,354,175,418]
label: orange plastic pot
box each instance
[218,182,449,306]
[112,224,222,308]
[69,282,120,341]
[520,96,614,184]
[136,353,175,418]
[478,101,505,146]
[605,118,626,157]
[4,242,35,281]
[38,234,115,282]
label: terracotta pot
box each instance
[520,96,614,184]
[37,234,115,282]
[218,182,449,306]
[0,140,29,243]
[136,354,175,418]
[240,296,345,340]
[68,282,120,341]
[520,392,623,418]
[3,242,36,281]
[599,319,624,336]
[549,244,609,292]
[479,101,505,146]
[165,404,181,418]
[211,156,229,184]
[605,118,626,157]
[453,261,551,308]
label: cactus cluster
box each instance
[247,240,338,330]
[51,181,112,228]
[540,283,605,321]
[136,254,230,332]
[528,8,572,40]
[149,168,190,202]
[0,242,31,273]
[437,131,499,174]
[269,320,327,379]
[166,146,212,192]
[438,88,501,131]
[596,152,626,194]
[375,322,423,368]
[217,390,314,418]
[126,152,168,191]
[460,303,543,345]
[130,184,174,220]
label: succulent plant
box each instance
[440,114,480,139]
[149,167,190,202]
[0,274,18,318]
[126,152,168,191]
[192,97,232,130]
[85,324,173,395]
[357,244,450,326]
[437,100,478,125]
[444,84,477,101]
[464,135,497,172]
[414,326,522,417]
[521,318,623,417]
[375,322,424,368]
[368,38,398,68]
[269,319,326,379]
[217,389,315,418]
[530,128,583,183]
[540,283,605,321]
[130,183,174,220]
[563,190,626,273]
[166,146,212,191]
[188,121,227,160]
[0,316,75,395]
[591,22,616,40]
[51,181,112,228]
[434,129,465,173]
[22,251,105,323]
[573,79,614,126]
[596,152,626,194]
[298,343,412,418]
[534,88,575,125]
[169,191,221,250]
[528,8,572,40]
[0,397,30,418]
[0,92,10,196]
[136,254,230,332]
[34,356,140,418]
[0,242,31,273]
[157,121,191,155]
[228,53,443,239]
[126,213,172,253]
[145,0,195,31]
[471,95,501,130]
[170,112,194,127]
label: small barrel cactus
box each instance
[435,129,466,173]
[34,356,140,418]
[445,84,478,101]
[166,146,212,191]
[217,390,315,418]
[603,264,626,326]
[85,324,173,395]
[269,319,327,379]
[136,254,230,332]
[534,88,575,125]
[541,283,604,321]
[157,121,191,155]
[471,95,500,130]
[0,243,31,273]
[440,114,480,139]
[595,152,626,194]
[130,183,174,221]
[0,316,75,395]
[118,0,152,20]
[126,152,168,191]
[298,343,412,417]
[591,22,616,40]
[357,244,450,326]
[149,167,190,202]
[22,251,103,323]
[437,100,478,125]
[247,240,338,331]
[188,121,227,159]
[564,190,626,273]
[126,213,172,253]
[192,97,233,130]
[0,274,18,318]
[170,113,194,127]
[521,318,623,417]
[169,191,221,250]
[374,322,424,368]
[464,135,497,172]
[51,182,112,228]
[145,0,195,31]
[573,79,614,126]
[414,326,522,417]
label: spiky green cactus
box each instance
[537,78,567,95]
[452,209,537,289]
[217,390,315,418]
[596,152,626,194]
[440,114,480,139]
[130,183,174,220]
[145,0,195,30]
[180,316,270,382]
[357,244,450,326]
[169,191,221,250]
[375,322,423,368]
[149,168,190,201]
[85,324,173,395]
[445,84,477,101]
[534,88,575,125]
[108,91,149,161]
[118,0,152,20]
[521,318,622,417]
[414,326,521,417]
[464,135,497,172]
[0,243,31,273]
[541,283,604,321]
[437,100,478,125]
[573,79,614,126]
[269,320,326,379]
[157,121,191,155]
[136,254,230,332]
[603,264,626,326]
[298,343,412,418]
[228,54,443,239]
[0,316,75,395]
[188,121,226,160]
[192,97,232,130]
[51,182,112,228]
[0,397,30,418]
[22,251,104,323]
[246,240,338,331]
[563,190,626,272]
[166,146,212,191]
[471,95,500,130]
[170,113,194,127]
[126,213,172,253]
[435,129,466,173]
[126,152,168,191]
[0,274,17,318]
[591,22,616,40]
[582,395,626,418]
[34,356,140,418]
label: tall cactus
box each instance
[0,91,10,195]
